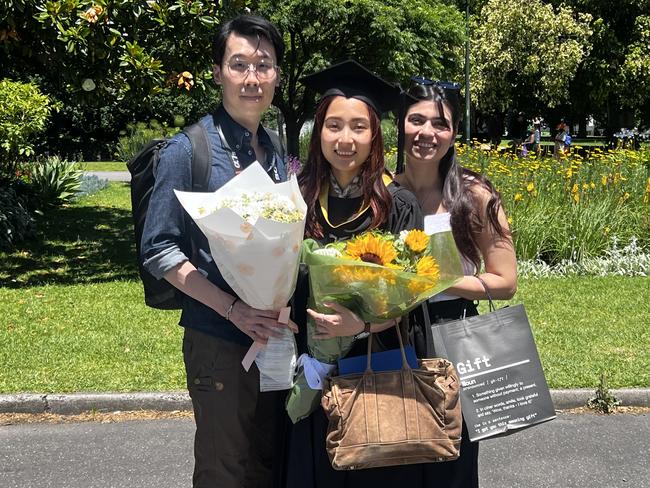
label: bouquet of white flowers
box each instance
[175,162,307,391]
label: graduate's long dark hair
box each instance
[405,83,510,269]
[299,95,391,239]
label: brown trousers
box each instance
[183,327,285,488]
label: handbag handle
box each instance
[475,275,496,312]
[365,321,409,373]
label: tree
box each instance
[470,0,592,116]
[547,0,650,134]
[0,78,56,175]
[1,0,230,100]
[257,0,465,157]
[1,0,466,157]
[0,0,234,157]
[620,16,650,122]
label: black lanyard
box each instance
[216,123,281,183]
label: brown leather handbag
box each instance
[321,324,462,470]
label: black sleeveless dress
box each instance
[282,182,479,488]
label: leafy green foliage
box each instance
[1,0,227,158]
[546,0,650,128]
[114,120,179,163]
[0,181,35,251]
[621,16,650,109]
[587,372,621,413]
[26,0,222,102]
[257,0,465,155]
[74,173,109,199]
[0,79,55,174]
[471,0,593,113]
[458,145,650,263]
[27,156,83,208]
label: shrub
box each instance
[457,145,650,263]
[381,117,398,152]
[587,373,620,414]
[0,181,35,251]
[148,88,222,129]
[0,79,55,176]
[74,173,110,199]
[27,156,83,209]
[114,120,180,163]
[518,237,650,277]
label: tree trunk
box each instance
[577,114,587,138]
[284,115,302,160]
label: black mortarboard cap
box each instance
[300,60,402,116]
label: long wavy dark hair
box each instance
[299,95,392,238]
[405,83,511,269]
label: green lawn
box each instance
[0,182,648,393]
[76,161,128,171]
[1,277,647,393]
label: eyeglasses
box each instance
[227,59,279,80]
[410,76,461,91]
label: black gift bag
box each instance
[426,281,556,442]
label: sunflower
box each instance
[408,279,436,296]
[334,265,396,286]
[366,293,390,316]
[416,256,440,280]
[404,229,429,253]
[343,234,397,266]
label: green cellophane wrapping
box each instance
[285,232,464,423]
[304,231,464,322]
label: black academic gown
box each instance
[282,181,479,488]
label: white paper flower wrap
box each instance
[174,162,307,390]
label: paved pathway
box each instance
[85,171,130,182]
[1,413,648,488]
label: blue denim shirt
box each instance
[140,105,287,345]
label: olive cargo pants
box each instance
[183,327,286,488]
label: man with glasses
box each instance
[140,14,287,488]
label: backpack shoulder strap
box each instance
[183,123,212,191]
[263,127,285,161]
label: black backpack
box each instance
[127,124,211,310]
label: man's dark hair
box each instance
[212,14,284,66]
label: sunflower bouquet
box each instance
[286,228,464,423]
[305,228,464,321]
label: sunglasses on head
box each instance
[410,76,461,91]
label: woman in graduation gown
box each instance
[282,60,428,488]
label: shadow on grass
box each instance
[1,200,139,288]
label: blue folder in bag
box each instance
[337,345,419,375]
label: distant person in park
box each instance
[554,121,568,158]
[522,124,534,156]
[532,117,542,155]
[393,77,518,487]
[140,14,289,488]
[522,118,541,156]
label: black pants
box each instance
[183,327,286,488]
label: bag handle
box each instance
[421,302,437,358]
[475,275,496,312]
[365,321,409,373]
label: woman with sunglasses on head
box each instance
[282,60,430,488]
[393,77,517,487]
